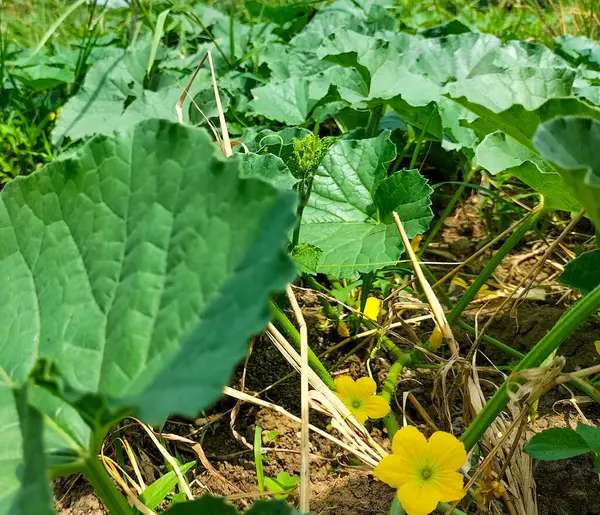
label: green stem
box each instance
[270,300,335,389]
[379,334,412,366]
[365,104,384,137]
[418,167,477,257]
[82,456,131,515]
[409,106,437,170]
[303,274,337,321]
[461,281,600,451]
[448,208,542,325]
[381,358,404,439]
[229,0,236,63]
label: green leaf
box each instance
[53,46,150,143]
[299,133,433,277]
[525,428,592,461]
[29,386,91,474]
[474,132,580,212]
[139,461,196,510]
[457,97,600,152]
[11,65,75,90]
[0,383,54,515]
[237,153,297,190]
[576,423,600,454]
[292,244,322,275]
[265,472,300,498]
[595,455,600,475]
[251,77,317,125]
[556,35,600,71]
[148,9,171,75]
[165,495,238,514]
[1,119,296,430]
[558,250,600,296]
[164,495,300,514]
[533,116,600,228]
[245,127,313,162]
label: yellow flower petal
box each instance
[351,407,369,424]
[430,327,443,350]
[397,482,440,515]
[426,431,466,471]
[595,340,600,355]
[363,395,391,420]
[334,376,355,398]
[373,454,413,489]
[364,296,381,320]
[354,376,377,398]
[392,426,428,463]
[433,471,465,503]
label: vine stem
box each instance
[270,300,335,389]
[366,104,384,137]
[460,281,600,451]
[82,456,132,515]
[447,206,543,325]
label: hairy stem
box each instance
[366,104,384,137]
[82,456,131,515]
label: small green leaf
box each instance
[558,250,600,296]
[139,461,196,510]
[525,428,592,461]
[576,423,600,454]
[292,244,322,275]
[264,472,300,499]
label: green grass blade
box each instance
[33,0,88,55]
[147,8,171,75]
[254,425,265,493]
[139,461,196,510]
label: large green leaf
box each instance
[299,132,433,277]
[0,120,296,453]
[556,35,600,71]
[558,249,600,296]
[0,384,54,515]
[251,77,317,125]
[474,131,580,212]
[533,116,600,228]
[52,46,149,143]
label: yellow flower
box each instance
[595,340,600,355]
[334,376,390,424]
[363,296,381,321]
[374,426,466,515]
[49,111,56,121]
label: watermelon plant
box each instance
[2,0,600,514]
